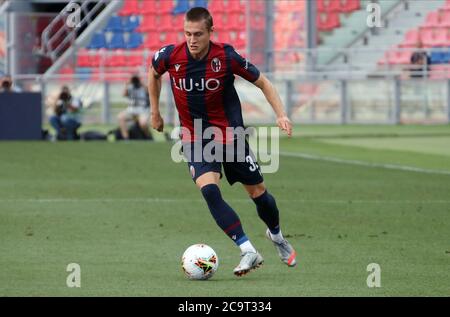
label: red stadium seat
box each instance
[217,31,231,44]
[420,29,448,47]
[228,13,244,31]
[444,0,450,10]
[399,29,420,48]
[340,0,360,13]
[118,0,139,16]
[77,49,91,67]
[105,50,127,67]
[386,50,412,65]
[317,0,342,13]
[159,0,174,13]
[317,12,340,31]
[141,0,158,14]
[209,0,226,14]
[423,11,441,28]
[228,0,245,13]
[127,51,144,67]
[136,15,158,32]
[439,10,450,27]
[143,32,161,51]
[160,14,175,32]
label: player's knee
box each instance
[247,183,266,199]
[200,184,223,204]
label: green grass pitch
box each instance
[0,125,449,296]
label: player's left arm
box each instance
[253,74,292,137]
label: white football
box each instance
[181,244,219,280]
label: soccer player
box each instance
[148,7,296,276]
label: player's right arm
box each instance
[148,66,164,132]
[148,45,174,132]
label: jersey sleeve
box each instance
[151,45,174,75]
[228,46,260,83]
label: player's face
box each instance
[184,19,211,58]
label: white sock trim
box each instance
[239,240,257,254]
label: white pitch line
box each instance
[279,151,450,176]
[0,198,449,204]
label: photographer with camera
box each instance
[117,74,151,140]
[0,74,21,93]
[49,86,82,140]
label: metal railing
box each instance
[41,0,113,61]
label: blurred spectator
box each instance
[49,86,82,140]
[0,74,22,93]
[117,75,151,140]
[409,51,430,78]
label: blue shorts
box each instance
[182,139,264,186]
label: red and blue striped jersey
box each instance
[152,41,260,143]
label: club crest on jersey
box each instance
[172,77,220,92]
[211,58,221,72]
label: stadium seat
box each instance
[217,31,231,44]
[317,12,340,31]
[136,16,158,32]
[160,14,175,32]
[228,13,244,31]
[160,0,174,13]
[208,0,226,14]
[173,0,190,15]
[105,50,127,67]
[234,31,246,50]
[87,32,107,49]
[340,0,360,13]
[122,16,140,32]
[143,32,161,51]
[127,51,144,67]
[444,0,450,10]
[420,29,448,48]
[164,32,179,45]
[126,32,143,49]
[118,0,139,16]
[399,29,420,48]
[77,49,90,67]
[141,0,158,14]
[108,32,126,50]
[430,65,450,80]
[194,0,208,8]
[438,11,450,27]
[423,11,441,28]
[317,0,342,13]
[430,49,450,64]
[229,0,245,13]
[105,16,123,32]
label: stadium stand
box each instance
[378,0,450,78]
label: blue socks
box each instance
[252,190,280,235]
[201,184,248,246]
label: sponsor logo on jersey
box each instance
[172,77,220,92]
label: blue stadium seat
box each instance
[173,0,190,14]
[108,32,126,49]
[87,33,107,49]
[126,33,143,49]
[122,16,140,32]
[194,0,208,8]
[76,67,92,80]
[105,16,123,32]
[430,50,449,64]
